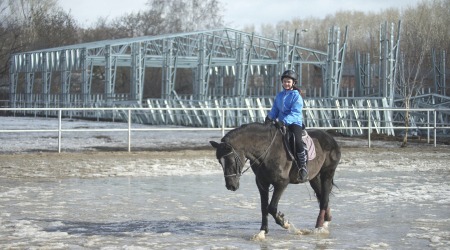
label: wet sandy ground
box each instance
[1,141,449,249]
[1,145,449,179]
[0,150,219,178]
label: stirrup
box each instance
[297,165,308,182]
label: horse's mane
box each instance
[221,122,272,143]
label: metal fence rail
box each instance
[9,96,450,136]
[1,107,449,152]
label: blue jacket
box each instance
[268,89,303,126]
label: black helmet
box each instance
[281,70,298,82]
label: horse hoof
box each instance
[313,226,330,234]
[283,221,290,229]
[252,230,266,241]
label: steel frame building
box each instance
[12,26,448,136]
[9,27,347,108]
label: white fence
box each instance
[1,107,449,152]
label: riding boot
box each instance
[296,150,308,183]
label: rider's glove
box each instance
[264,116,273,125]
[275,120,285,129]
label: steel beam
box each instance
[131,42,146,102]
[432,49,446,96]
[104,45,117,105]
[379,21,401,107]
[42,52,52,109]
[161,38,177,99]
[325,26,348,98]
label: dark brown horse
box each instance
[210,122,341,238]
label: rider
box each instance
[265,69,308,183]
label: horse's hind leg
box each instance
[309,176,326,228]
[318,170,335,228]
[309,172,334,228]
[325,207,332,221]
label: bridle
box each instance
[219,128,279,179]
[220,145,245,178]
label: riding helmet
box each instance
[281,70,298,83]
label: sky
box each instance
[58,0,423,29]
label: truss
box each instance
[10,28,341,107]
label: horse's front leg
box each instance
[257,178,270,234]
[268,184,290,229]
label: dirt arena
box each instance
[1,135,449,249]
[1,140,449,179]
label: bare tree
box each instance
[0,1,21,76]
[0,0,79,103]
[145,0,224,33]
[396,50,427,147]
[31,8,78,50]
[81,0,224,41]
[395,1,444,147]
[7,0,57,46]
[108,10,166,38]
[80,17,120,42]
[396,4,432,147]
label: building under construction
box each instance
[8,24,449,136]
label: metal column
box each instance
[161,39,177,99]
[25,53,35,107]
[195,34,212,100]
[59,50,72,107]
[379,21,401,107]
[80,48,92,106]
[131,42,146,103]
[104,45,117,105]
[355,52,371,96]
[325,26,348,98]
[432,49,446,96]
[9,56,18,108]
[42,52,52,108]
[234,33,253,97]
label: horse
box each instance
[209,122,341,238]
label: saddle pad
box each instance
[302,132,316,161]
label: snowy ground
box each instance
[0,116,449,249]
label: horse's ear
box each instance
[209,141,220,149]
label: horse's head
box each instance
[209,140,244,191]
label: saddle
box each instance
[281,128,316,162]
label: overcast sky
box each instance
[59,0,423,29]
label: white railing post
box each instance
[58,109,62,153]
[128,109,132,152]
[368,107,372,148]
[434,109,437,147]
[427,110,430,144]
[221,108,225,137]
